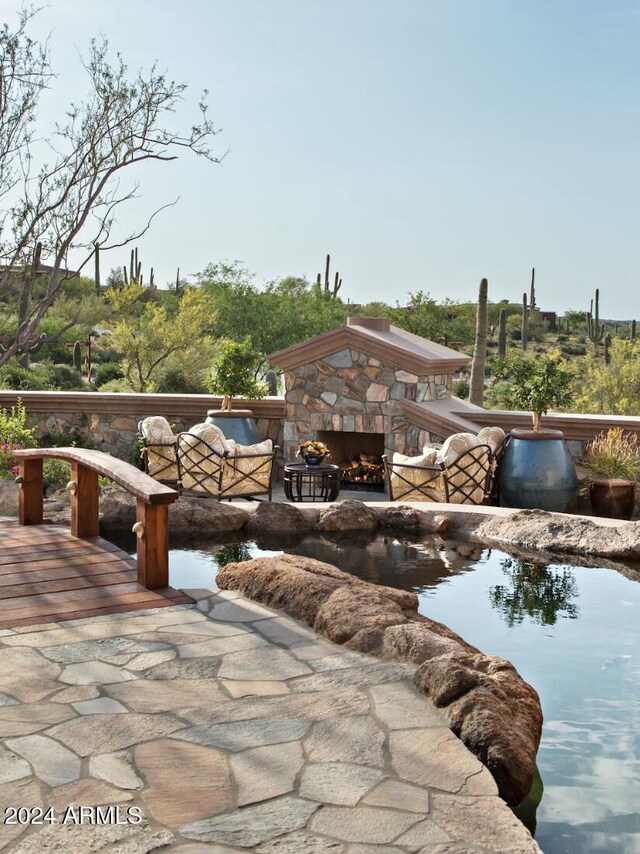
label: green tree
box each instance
[197,266,349,365]
[574,339,640,415]
[105,284,214,392]
[207,338,268,410]
[491,352,575,430]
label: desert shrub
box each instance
[0,400,36,478]
[560,343,587,357]
[98,378,133,392]
[0,362,85,391]
[94,362,124,388]
[43,458,71,488]
[154,367,208,394]
[452,379,469,399]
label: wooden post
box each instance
[70,462,99,538]
[18,458,43,525]
[135,500,169,589]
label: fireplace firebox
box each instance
[316,431,386,492]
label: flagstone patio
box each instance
[0,589,539,852]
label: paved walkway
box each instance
[0,590,539,853]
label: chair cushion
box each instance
[177,423,229,494]
[139,416,175,443]
[389,449,443,502]
[139,417,178,481]
[476,426,506,453]
[187,422,232,456]
[436,433,478,467]
[222,439,274,495]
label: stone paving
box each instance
[0,589,540,852]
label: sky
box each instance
[3,0,640,317]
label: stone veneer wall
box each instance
[283,347,452,462]
[0,391,284,464]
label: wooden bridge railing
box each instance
[14,448,178,590]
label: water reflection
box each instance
[489,558,580,627]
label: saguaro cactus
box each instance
[521,293,529,352]
[630,320,636,342]
[469,278,488,406]
[73,341,82,373]
[586,288,604,346]
[498,308,507,358]
[529,267,536,311]
[317,254,342,299]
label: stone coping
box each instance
[0,590,539,852]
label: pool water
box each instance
[127,532,640,853]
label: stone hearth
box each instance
[268,317,470,465]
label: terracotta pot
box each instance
[589,478,635,520]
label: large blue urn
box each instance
[499,429,577,512]
[205,409,262,445]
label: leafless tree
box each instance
[0,8,222,365]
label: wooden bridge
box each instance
[1,448,191,630]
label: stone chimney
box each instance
[347,317,391,332]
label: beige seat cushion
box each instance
[436,433,478,467]
[222,439,274,496]
[389,448,444,502]
[139,416,178,481]
[476,426,506,454]
[177,423,230,494]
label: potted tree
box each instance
[495,353,577,511]
[206,338,268,444]
[584,428,640,519]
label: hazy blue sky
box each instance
[4,0,640,316]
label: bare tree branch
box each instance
[0,15,222,364]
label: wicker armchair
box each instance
[176,423,278,500]
[383,427,506,505]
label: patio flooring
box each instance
[0,588,539,852]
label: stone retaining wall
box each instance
[0,391,285,463]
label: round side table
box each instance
[283,463,340,502]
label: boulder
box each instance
[0,480,19,516]
[316,499,377,532]
[382,621,479,664]
[414,652,543,806]
[314,585,416,647]
[476,508,640,561]
[377,505,433,531]
[168,497,249,537]
[97,486,249,537]
[217,554,351,625]
[244,501,313,534]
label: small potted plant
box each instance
[584,428,640,519]
[206,338,268,444]
[296,440,330,467]
[495,353,577,511]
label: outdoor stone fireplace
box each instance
[269,317,471,475]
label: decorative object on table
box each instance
[494,353,577,511]
[206,338,268,444]
[584,428,640,519]
[296,440,330,468]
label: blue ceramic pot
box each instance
[303,454,324,467]
[498,429,577,512]
[205,409,262,445]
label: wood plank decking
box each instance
[0,520,192,630]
